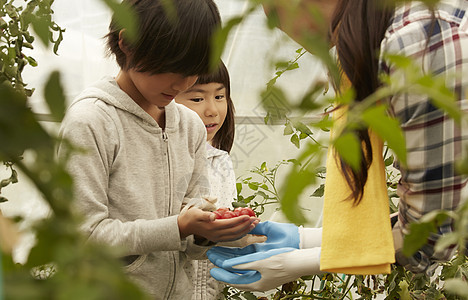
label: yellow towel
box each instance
[320,82,395,274]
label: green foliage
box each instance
[0,0,64,95]
[0,0,152,299]
[361,105,407,166]
[279,142,323,225]
[403,202,467,258]
[333,131,361,171]
[101,0,138,43]
[235,160,292,217]
[43,71,66,122]
[267,48,305,89]
[209,4,258,70]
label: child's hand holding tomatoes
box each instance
[178,207,259,243]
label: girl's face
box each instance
[175,82,228,142]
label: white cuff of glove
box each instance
[280,247,322,277]
[298,227,322,249]
[232,247,323,292]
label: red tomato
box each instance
[233,207,243,217]
[239,207,256,217]
[223,211,237,219]
[213,211,224,219]
[217,207,229,213]
[214,207,256,219]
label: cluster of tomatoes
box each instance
[213,207,256,219]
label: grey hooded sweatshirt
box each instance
[57,77,211,299]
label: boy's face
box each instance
[175,82,228,142]
[118,69,198,110]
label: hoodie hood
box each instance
[71,76,180,130]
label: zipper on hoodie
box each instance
[162,129,177,298]
[162,130,171,214]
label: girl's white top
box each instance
[188,143,237,300]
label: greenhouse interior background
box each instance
[0,0,329,265]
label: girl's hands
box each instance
[178,207,259,242]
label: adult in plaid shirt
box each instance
[380,1,468,274]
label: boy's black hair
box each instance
[106,0,221,76]
[196,61,235,153]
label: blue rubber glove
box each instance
[237,221,300,252]
[207,246,322,291]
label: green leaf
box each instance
[435,232,459,253]
[160,0,177,21]
[255,190,269,199]
[242,291,258,300]
[384,155,394,167]
[293,121,313,136]
[30,15,50,47]
[361,105,407,166]
[284,122,294,135]
[286,62,299,71]
[102,0,138,43]
[243,195,256,203]
[0,83,52,158]
[290,134,300,149]
[280,143,322,225]
[333,132,361,171]
[275,61,290,69]
[52,27,64,55]
[402,221,436,257]
[444,278,468,298]
[231,202,247,208]
[26,56,37,67]
[248,182,259,191]
[260,86,291,121]
[236,182,242,194]
[314,114,333,132]
[414,75,461,123]
[311,184,324,197]
[419,210,451,224]
[456,154,468,175]
[265,6,281,29]
[264,113,270,125]
[335,87,355,105]
[385,54,413,69]
[210,15,243,70]
[44,70,66,122]
[299,81,328,111]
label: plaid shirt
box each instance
[380,0,468,274]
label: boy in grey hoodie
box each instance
[57,1,258,299]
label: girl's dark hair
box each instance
[106,0,221,76]
[330,0,394,205]
[196,61,235,153]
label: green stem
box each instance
[338,276,353,300]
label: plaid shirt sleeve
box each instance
[380,1,468,274]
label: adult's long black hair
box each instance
[330,0,394,204]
